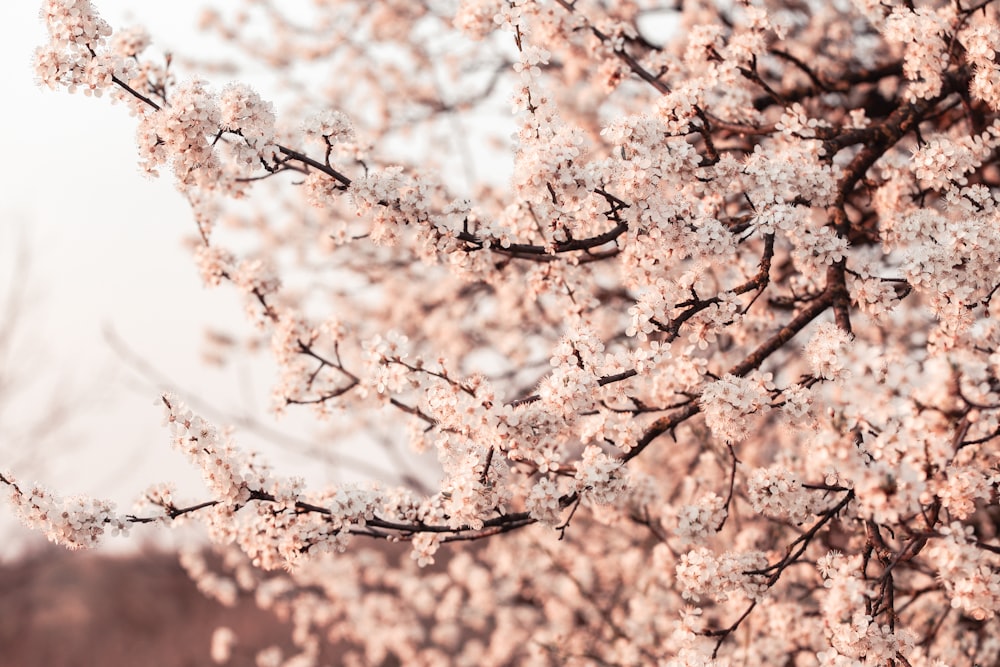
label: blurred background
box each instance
[0,545,307,666]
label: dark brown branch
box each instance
[456,220,628,257]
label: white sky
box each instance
[0,1,366,557]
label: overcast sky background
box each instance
[0,1,358,557]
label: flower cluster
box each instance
[302,109,355,145]
[525,476,563,526]
[746,464,820,524]
[34,0,115,96]
[574,445,628,505]
[910,123,1000,192]
[218,83,279,170]
[1,471,128,550]
[926,523,1000,621]
[882,6,951,102]
[676,547,769,603]
[805,321,853,382]
[673,493,726,545]
[161,393,254,506]
[136,79,222,188]
[699,372,774,443]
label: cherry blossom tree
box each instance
[6,0,1000,663]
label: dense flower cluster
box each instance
[34,0,115,96]
[8,0,1000,664]
[699,372,774,443]
[1,470,127,550]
